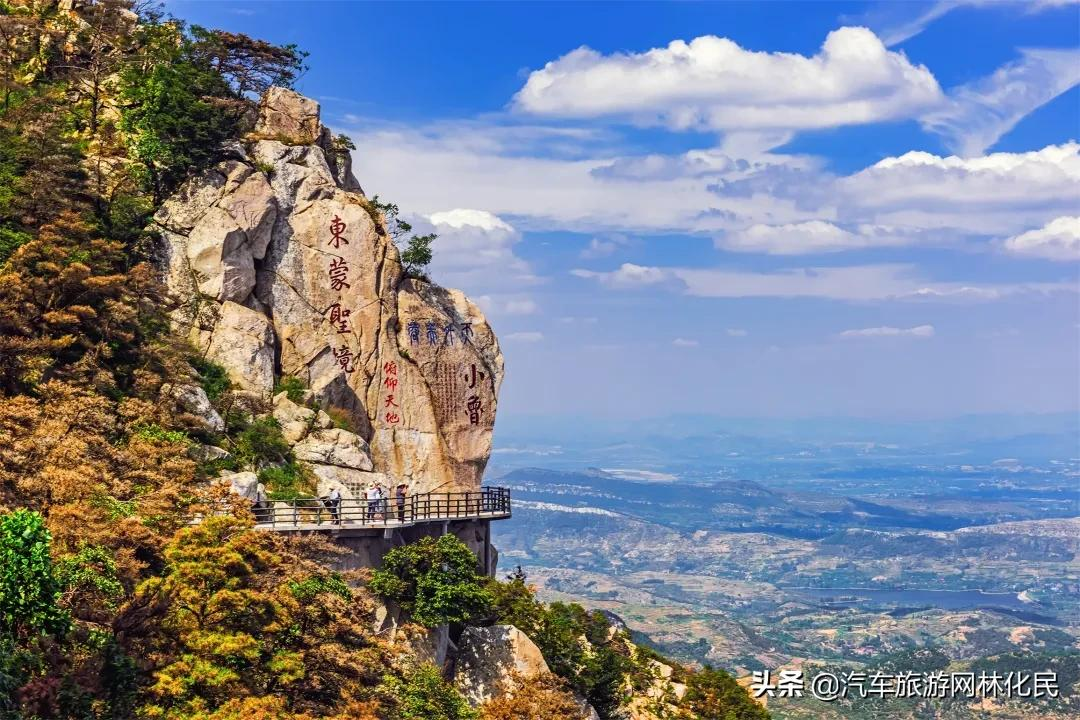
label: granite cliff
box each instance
[153,88,503,498]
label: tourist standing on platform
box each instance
[365,484,379,521]
[396,483,408,522]
[327,486,341,525]
[375,483,386,520]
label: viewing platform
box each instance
[250,486,511,533]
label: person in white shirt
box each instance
[327,486,341,525]
[366,485,379,522]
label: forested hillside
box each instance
[0,2,769,718]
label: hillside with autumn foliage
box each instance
[0,2,771,719]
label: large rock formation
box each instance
[454,625,550,705]
[154,88,503,494]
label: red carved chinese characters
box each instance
[383,362,401,424]
[325,302,351,334]
[329,215,348,249]
[328,257,350,291]
[333,345,356,373]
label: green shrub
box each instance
[326,407,358,433]
[682,666,771,720]
[232,416,291,469]
[370,535,492,628]
[55,545,125,613]
[0,510,70,640]
[258,461,315,500]
[190,355,231,401]
[273,375,307,403]
[0,225,30,265]
[384,664,475,720]
[131,423,190,445]
[288,573,352,604]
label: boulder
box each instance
[454,625,550,706]
[187,444,230,463]
[406,624,455,669]
[205,301,275,397]
[254,87,322,144]
[162,383,224,432]
[271,391,332,444]
[222,470,259,501]
[293,428,373,470]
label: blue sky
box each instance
[173,0,1079,419]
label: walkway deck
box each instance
[250,486,511,533]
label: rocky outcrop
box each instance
[162,383,224,433]
[253,87,322,145]
[153,88,503,493]
[293,428,373,470]
[271,391,333,443]
[454,625,550,706]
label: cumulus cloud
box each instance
[839,324,935,338]
[1003,216,1080,260]
[513,27,943,132]
[727,328,749,337]
[717,220,921,255]
[921,48,1080,156]
[421,208,539,292]
[672,338,699,347]
[834,143,1080,236]
[505,331,544,342]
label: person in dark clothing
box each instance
[396,483,408,522]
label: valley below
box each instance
[489,417,1080,718]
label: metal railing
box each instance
[250,486,511,530]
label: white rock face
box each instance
[455,625,550,706]
[222,470,260,501]
[254,86,321,145]
[204,301,275,397]
[271,392,332,444]
[293,428,373,470]
[153,88,503,493]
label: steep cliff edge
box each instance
[153,88,503,495]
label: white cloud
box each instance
[513,27,943,132]
[503,298,540,314]
[672,338,699,347]
[835,143,1080,236]
[571,263,675,288]
[874,1,1080,47]
[580,233,632,259]
[717,220,920,255]
[921,48,1080,156]
[839,324,935,338]
[505,331,544,342]
[574,262,1075,302]
[727,328,749,337]
[1003,216,1080,261]
[421,208,539,292]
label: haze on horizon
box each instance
[174,0,1080,420]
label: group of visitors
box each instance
[320,482,409,525]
